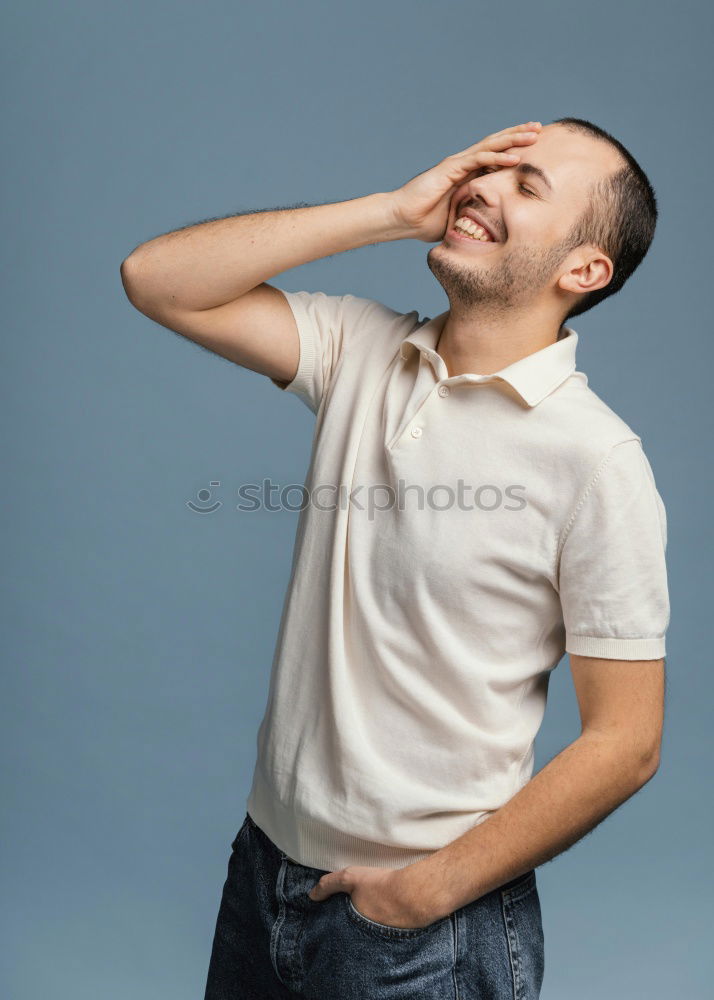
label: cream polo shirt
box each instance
[245,288,670,872]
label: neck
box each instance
[436,304,566,377]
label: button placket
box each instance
[407,380,451,441]
[390,356,450,449]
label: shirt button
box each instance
[411,426,422,438]
[438,385,450,397]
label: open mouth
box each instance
[445,225,502,249]
[452,215,498,242]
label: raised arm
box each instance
[118,194,403,382]
[118,122,542,381]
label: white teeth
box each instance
[454,216,494,241]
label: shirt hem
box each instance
[246,765,490,872]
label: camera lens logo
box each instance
[186,481,222,514]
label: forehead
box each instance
[512,124,621,197]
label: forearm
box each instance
[407,733,657,920]
[120,192,403,313]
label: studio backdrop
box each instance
[2,1,711,998]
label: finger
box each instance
[308,869,351,899]
[308,878,329,899]
[492,121,542,137]
[452,130,538,159]
[440,150,522,187]
[449,149,524,173]
[488,130,540,150]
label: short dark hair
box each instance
[549,117,658,321]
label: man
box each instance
[121,117,670,999]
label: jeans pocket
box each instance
[343,893,448,940]
[500,871,545,999]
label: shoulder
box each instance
[340,293,424,353]
[546,373,646,473]
[281,288,423,359]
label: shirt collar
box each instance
[399,310,579,408]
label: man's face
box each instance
[427,124,622,313]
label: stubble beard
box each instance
[426,239,573,314]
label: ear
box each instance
[557,246,613,297]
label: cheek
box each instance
[512,209,556,245]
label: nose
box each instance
[463,175,499,207]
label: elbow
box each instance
[120,254,139,299]
[637,745,661,785]
[120,253,153,313]
[119,254,134,298]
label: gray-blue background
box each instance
[2,1,711,996]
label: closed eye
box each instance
[475,165,537,197]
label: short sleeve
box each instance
[269,288,397,415]
[557,438,670,660]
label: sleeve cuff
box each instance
[269,290,319,409]
[565,633,666,660]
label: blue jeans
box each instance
[203,811,545,999]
